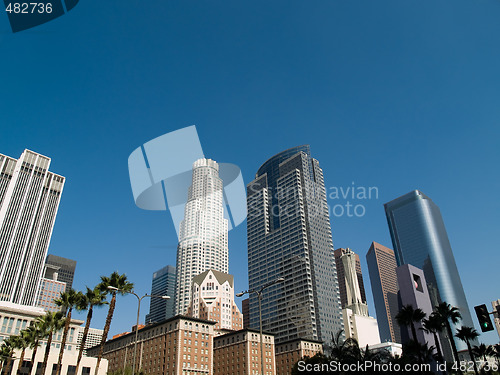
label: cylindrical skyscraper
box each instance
[174,158,228,315]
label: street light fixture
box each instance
[107,286,170,375]
[236,277,285,375]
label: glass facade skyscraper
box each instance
[247,145,343,344]
[146,265,176,324]
[385,190,475,353]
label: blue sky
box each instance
[1,0,499,344]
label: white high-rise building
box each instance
[0,150,65,306]
[174,159,228,315]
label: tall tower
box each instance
[384,190,475,353]
[334,248,366,309]
[146,265,176,324]
[0,150,65,306]
[45,254,77,289]
[247,145,343,344]
[174,159,228,315]
[366,242,401,343]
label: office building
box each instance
[385,190,476,352]
[175,159,228,315]
[275,339,323,375]
[145,265,176,324]
[88,315,216,375]
[187,269,243,333]
[77,327,104,356]
[0,150,65,306]
[396,264,438,348]
[334,248,366,309]
[338,248,380,347]
[247,145,343,343]
[366,242,401,343]
[0,301,106,374]
[213,329,275,375]
[242,298,249,329]
[45,254,77,289]
[36,263,66,312]
[492,300,500,340]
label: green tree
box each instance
[420,312,445,364]
[54,288,83,375]
[395,305,427,342]
[0,344,12,374]
[37,311,66,375]
[95,272,134,375]
[27,320,44,375]
[75,286,108,375]
[455,326,480,375]
[435,302,462,364]
[1,337,15,375]
[10,329,32,375]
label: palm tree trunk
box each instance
[94,294,116,375]
[433,332,444,364]
[41,333,53,375]
[56,307,73,375]
[410,322,418,342]
[30,340,39,375]
[466,341,479,375]
[3,357,12,375]
[75,307,93,375]
[445,322,459,363]
[16,348,26,375]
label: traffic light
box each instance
[474,304,494,332]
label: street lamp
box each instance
[236,277,285,375]
[107,286,169,375]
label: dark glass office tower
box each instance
[385,190,475,353]
[145,265,176,324]
[45,254,77,289]
[247,145,343,344]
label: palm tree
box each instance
[455,326,480,375]
[0,343,13,374]
[1,337,15,375]
[326,330,359,364]
[11,329,31,375]
[493,344,500,366]
[420,313,445,364]
[54,288,83,375]
[434,302,462,364]
[94,272,134,375]
[75,286,108,375]
[27,320,44,375]
[37,311,66,375]
[395,305,427,343]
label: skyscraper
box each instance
[384,190,475,352]
[174,159,228,315]
[366,241,401,343]
[0,150,65,306]
[45,254,77,289]
[334,248,366,309]
[145,265,176,324]
[247,145,343,344]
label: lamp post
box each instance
[236,277,285,375]
[107,286,169,375]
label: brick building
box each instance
[275,338,323,375]
[88,315,215,375]
[213,329,275,375]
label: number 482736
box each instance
[5,2,53,14]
